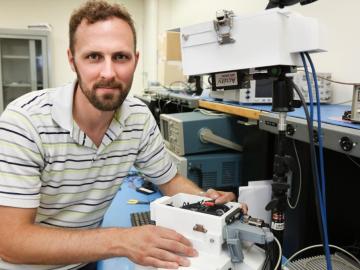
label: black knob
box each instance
[339,136,353,151]
[286,124,295,136]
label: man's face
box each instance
[68,17,139,111]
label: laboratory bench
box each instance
[200,98,360,158]
[98,99,360,267]
[199,98,360,258]
[98,176,161,270]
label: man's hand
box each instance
[121,225,198,269]
[203,188,248,214]
[159,174,248,215]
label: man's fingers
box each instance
[202,189,248,214]
[148,248,191,267]
[214,192,236,204]
[154,226,192,245]
[205,188,220,200]
[127,225,197,268]
[240,203,249,214]
[142,256,179,269]
[156,237,198,257]
[153,226,198,257]
[204,188,236,203]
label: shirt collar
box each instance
[51,81,76,133]
[50,81,132,133]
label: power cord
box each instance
[273,236,283,270]
[296,69,360,86]
[287,140,302,209]
[346,155,360,168]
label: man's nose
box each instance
[100,58,116,79]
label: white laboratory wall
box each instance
[0,0,145,96]
[156,0,360,104]
[143,0,158,87]
[1,0,359,102]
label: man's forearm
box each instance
[1,217,199,269]
[0,224,125,265]
[158,174,237,204]
[158,174,203,197]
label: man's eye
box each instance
[87,54,101,61]
[114,54,129,61]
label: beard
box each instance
[74,64,132,111]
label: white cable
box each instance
[273,236,282,270]
[297,69,360,85]
[287,140,302,209]
[346,155,360,169]
[283,244,360,267]
[199,128,243,152]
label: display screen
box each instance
[255,79,273,98]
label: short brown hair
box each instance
[69,0,137,54]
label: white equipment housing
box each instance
[147,193,266,270]
[209,80,273,104]
[180,8,326,76]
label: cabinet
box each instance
[0,28,50,112]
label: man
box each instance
[0,1,243,270]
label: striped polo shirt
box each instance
[0,82,177,270]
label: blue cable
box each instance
[300,52,322,229]
[305,52,332,269]
[300,52,332,270]
[300,54,314,123]
[305,52,327,205]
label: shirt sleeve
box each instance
[133,111,177,185]
[0,106,43,208]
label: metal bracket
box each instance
[213,10,235,45]
[193,224,207,233]
[224,220,274,263]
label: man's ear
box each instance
[67,48,76,72]
[134,51,140,70]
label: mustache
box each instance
[93,80,123,90]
